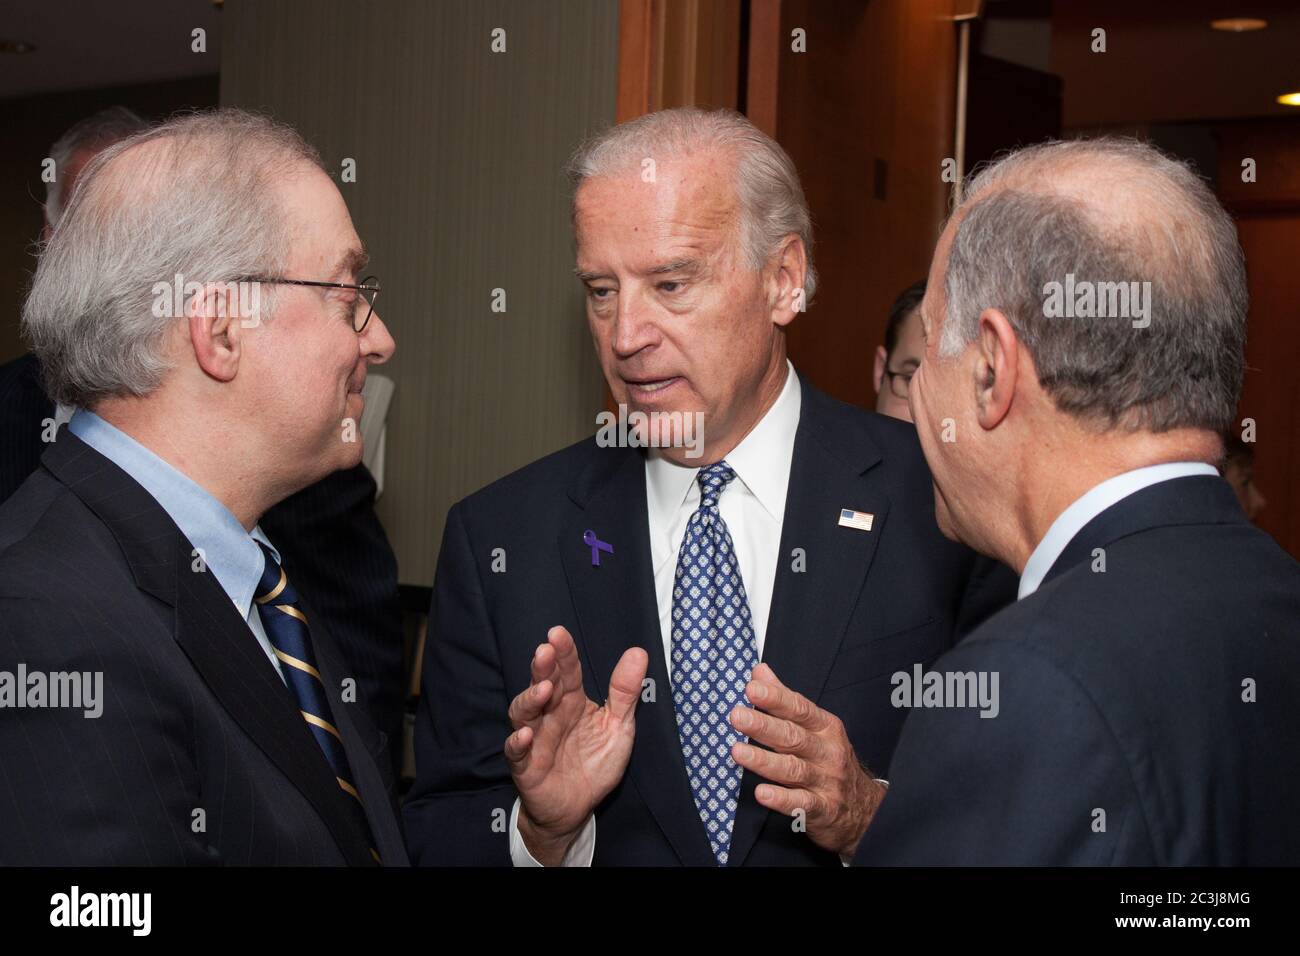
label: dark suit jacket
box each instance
[404,376,990,865]
[0,352,405,765]
[854,475,1300,866]
[0,432,408,865]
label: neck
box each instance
[699,348,789,465]
[996,424,1221,573]
[91,395,273,531]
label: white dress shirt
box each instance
[1018,461,1220,600]
[511,361,802,866]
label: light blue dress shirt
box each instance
[68,410,288,685]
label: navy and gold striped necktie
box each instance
[254,541,379,863]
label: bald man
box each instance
[846,138,1300,865]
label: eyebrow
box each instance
[574,257,703,284]
[332,247,370,280]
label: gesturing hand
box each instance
[505,625,648,865]
[729,663,886,859]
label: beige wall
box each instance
[220,0,618,585]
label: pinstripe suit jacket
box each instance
[0,352,406,773]
[0,431,408,865]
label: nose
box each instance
[610,288,659,360]
[362,308,396,364]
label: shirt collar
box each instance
[68,409,280,618]
[1018,461,1219,600]
[646,360,801,519]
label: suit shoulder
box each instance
[454,433,603,517]
[0,472,125,595]
[805,387,929,470]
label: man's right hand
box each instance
[504,625,648,865]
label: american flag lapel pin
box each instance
[838,508,874,532]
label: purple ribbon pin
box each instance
[584,529,614,566]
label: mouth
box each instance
[622,375,683,401]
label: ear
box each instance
[974,308,1018,431]
[873,345,888,395]
[767,235,808,328]
[187,282,244,384]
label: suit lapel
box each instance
[557,443,717,866]
[43,433,377,866]
[727,380,888,866]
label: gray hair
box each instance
[45,106,151,229]
[567,108,818,303]
[940,137,1246,433]
[24,108,325,409]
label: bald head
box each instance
[939,138,1245,434]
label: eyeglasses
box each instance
[883,364,915,400]
[240,274,381,332]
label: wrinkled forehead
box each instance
[573,151,741,258]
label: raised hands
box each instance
[505,626,648,865]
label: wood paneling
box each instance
[772,0,959,407]
[1219,122,1300,559]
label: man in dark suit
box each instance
[0,109,406,865]
[0,108,405,764]
[848,138,1300,865]
[404,108,988,866]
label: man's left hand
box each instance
[729,663,886,859]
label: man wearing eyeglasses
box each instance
[872,280,927,422]
[0,109,405,865]
[0,107,408,785]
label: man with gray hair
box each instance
[405,107,991,866]
[0,108,406,865]
[845,138,1300,864]
[0,105,409,782]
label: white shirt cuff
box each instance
[508,797,596,867]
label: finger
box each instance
[547,626,585,698]
[503,724,534,773]
[747,667,825,730]
[606,646,649,724]
[732,740,813,788]
[530,641,558,686]
[730,705,816,757]
[753,783,823,819]
[507,678,554,728]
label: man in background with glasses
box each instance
[0,109,405,865]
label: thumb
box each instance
[606,646,649,724]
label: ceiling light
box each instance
[1210,18,1268,32]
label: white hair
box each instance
[23,109,325,408]
[44,105,150,229]
[567,107,817,302]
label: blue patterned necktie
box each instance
[670,461,760,865]
[254,542,379,863]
